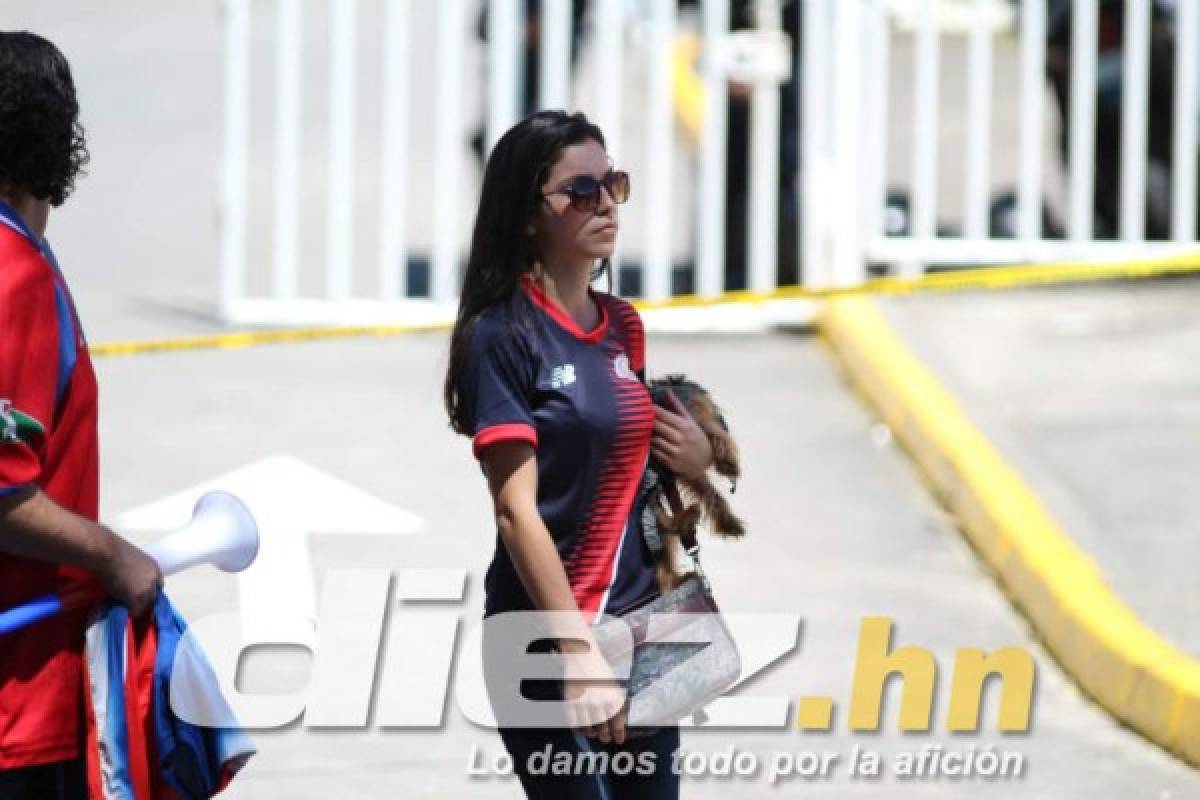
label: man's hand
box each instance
[0,489,163,617]
[652,389,714,480]
[98,530,162,619]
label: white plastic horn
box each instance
[0,490,259,637]
[146,490,260,576]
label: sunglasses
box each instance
[541,170,631,213]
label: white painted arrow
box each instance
[117,454,424,640]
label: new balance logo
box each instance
[549,364,576,389]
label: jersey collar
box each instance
[519,272,609,344]
[0,198,38,248]
[0,198,63,274]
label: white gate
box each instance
[218,0,795,327]
[220,0,1194,328]
[803,0,1200,284]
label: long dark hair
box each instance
[444,110,610,435]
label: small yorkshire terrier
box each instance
[643,375,745,592]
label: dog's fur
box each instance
[646,375,745,591]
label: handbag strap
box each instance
[660,475,698,553]
[660,474,710,592]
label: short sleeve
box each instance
[463,317,538,459]
[0,253,58,496]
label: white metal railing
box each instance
[803,0,1200,279]
[1174,0,1199,240]
[219,0,250,318]
[220,0,1196,328]
[218,0,793,327]
[1017,0,1045,242]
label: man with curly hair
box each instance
[0,31,162,798]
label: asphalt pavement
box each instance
[91,329,1200,798]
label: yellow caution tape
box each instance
[90,321,451,358]
[90,251,1200,358]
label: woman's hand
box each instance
[651,389,714,480]
[563,651,628,745]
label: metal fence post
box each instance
[801,0,833,288]
[1017,0,1046,242]
[643,1,675,301]
[433,0,467,304]
[487,0,521,153]
[831,0,865,286]
[909,0,940,275]
[963,0,993,241]
[220,0,250,320]
[540,0,572,110]
[1173,0,1199,241]
[698,0,730,298]
[326,0,357,301]
[748,0,783,293]
[1119,0,1150,241]
[1068,0,1098,240]
[273,0,303,301]
[379,0,410,300]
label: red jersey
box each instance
[0,200,99,769]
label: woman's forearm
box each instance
[483,441,605,657]
[497,505,576,612]
[496,504,601,653]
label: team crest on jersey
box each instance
[549,364,577,389]
[612,354,638,382]
[0,399,45,446]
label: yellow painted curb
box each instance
[815,295,1200,767]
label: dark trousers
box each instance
[499,724,681,800]
[483,610,682,799]
[0,759,87,800]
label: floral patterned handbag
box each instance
[593,470,742,737]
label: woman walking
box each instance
[444,110,713,799]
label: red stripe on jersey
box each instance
[123,619,159,798]
[473,423,538,458]
[608,297,646,374]
[563,338,654,616]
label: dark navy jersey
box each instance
[466,273,658,619]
